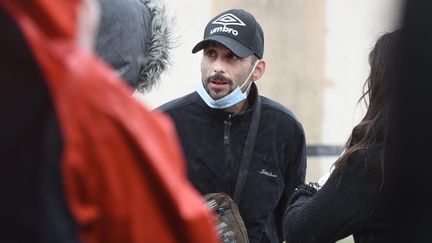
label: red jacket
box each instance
[0,1,217,242]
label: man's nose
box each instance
[212,58,226,73]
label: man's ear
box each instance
[252,59,266,81]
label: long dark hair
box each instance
[333,31,400,185]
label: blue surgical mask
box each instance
[197,60,259,109]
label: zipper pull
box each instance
[224,114,232,144]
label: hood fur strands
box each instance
[95,0,175,93]
[137,0,175,93]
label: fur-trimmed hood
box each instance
[95,0,174,93]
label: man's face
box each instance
[201,43,256,100]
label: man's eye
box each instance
[205,50,216,57]
[228,54,239,60]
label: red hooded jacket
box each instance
[0,0,217,242]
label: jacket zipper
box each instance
[224,114,232,144]
[221,113,233,192]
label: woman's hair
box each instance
[333,30,400,184]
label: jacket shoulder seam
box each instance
[260,96,303,128]
[156,92,198,112]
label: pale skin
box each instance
[76,0,100,51]
[201,44,266,114]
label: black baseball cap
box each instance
[192,9,264,59]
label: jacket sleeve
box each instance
[282,152,381,243]
[287,127,307,195]
[275,125,307,241]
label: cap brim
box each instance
[191,35,253,58]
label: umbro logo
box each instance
[210,13,246,36]
[212,13,246,26]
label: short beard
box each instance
[204,74,233,99]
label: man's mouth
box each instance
[208,75,230,86]
[209,79,230,90]
[210,79,228,85]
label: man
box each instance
[0,0,217,242]
[158,8,307,243]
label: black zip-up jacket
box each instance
[157,83,306,243]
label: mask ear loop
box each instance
[240,60,260,93]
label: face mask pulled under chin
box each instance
[196,60,258,109]
[196,81,250,109]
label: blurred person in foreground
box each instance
[283,30,400,243]
[0,0,218,242]
[157,8,307,243]
[386,0,432,241]
[95,0,174,93]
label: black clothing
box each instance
[283,149,392,243]
[387,1,432,241]
[0,7,79,242]
[158,84,307,243]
